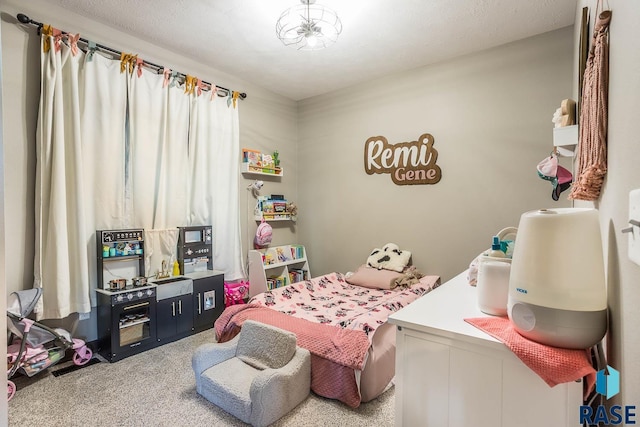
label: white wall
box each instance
[297,28,574,283]
[574,0,640,408]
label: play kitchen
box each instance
[95,226,224,362]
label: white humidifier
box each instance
[507,208,607,349]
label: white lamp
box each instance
[507,208,607,349]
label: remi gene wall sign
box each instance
[364,133,442,185]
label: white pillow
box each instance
[366,243,412,272]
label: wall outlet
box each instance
[78,312,90,321]
[628,189,640,266]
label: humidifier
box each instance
[507,208,607,349]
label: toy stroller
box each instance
[6,288,93,401]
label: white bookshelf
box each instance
[248,245,310,297]
[241,162,284,176]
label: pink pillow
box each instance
[346,265,404,290]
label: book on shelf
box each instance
[266,278,275,290]
[266,276,288,290]
[242,148,261,165]
[259,197,288,214]
[263,246,293,265]
[289,268,308,284]
[290,245,304,259]
[260,245,305,266]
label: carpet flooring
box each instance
[7,328,395,426]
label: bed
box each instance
[214,269,441,407]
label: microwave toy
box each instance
[180,225,212,245]
[178,226,213,273]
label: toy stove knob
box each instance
[146,289,153,297]
[116,294,124,302]
[137,291,144,298]
[127,293,134,300]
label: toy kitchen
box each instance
[95,226,224,362]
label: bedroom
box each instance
[1,0,639,425]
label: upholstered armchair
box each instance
[192,320,311,427]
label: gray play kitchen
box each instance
[95,227,224,362]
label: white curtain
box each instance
[188,94,243,280]
[143,229,180,278]
[36,35,129,316]
[80,52,128,306]
[128,68,189,229]
[35,32,244,318]
[35,35,91,319]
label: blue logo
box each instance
[579,365,636,425]
[515,288,527,294]
[596,365,620,399]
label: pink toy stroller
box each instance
[6,288,93,401]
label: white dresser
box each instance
[388,271,583,427]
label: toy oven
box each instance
[97,288,157,362]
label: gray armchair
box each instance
[192,320,311,427]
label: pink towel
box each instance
[465,316,595,398]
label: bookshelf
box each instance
[254,195,294,221]
[247,245,310,297]
[241,162,284,177]
[241,148,283,176]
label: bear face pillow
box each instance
[366,243,412,272]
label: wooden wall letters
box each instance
[364,133,442,185]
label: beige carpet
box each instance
[8,328,394,426]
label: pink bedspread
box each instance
[214,272,440,407]
[215,303,371,370]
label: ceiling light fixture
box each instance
[276,0,342,51]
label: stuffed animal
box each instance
[366,243,412,272]
[286,202,298,219]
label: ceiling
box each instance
[44,0,577,101]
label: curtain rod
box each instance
[16,13,247,100]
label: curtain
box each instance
[35,30,243,318]
[35,33,91,319]
[128,68,189,229]
[80,52,128,306]
[36,34,128,316]
[188,94,244,280]
[143,228,180,278]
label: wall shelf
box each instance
[241,162,283,176]
[254,196,294,222]
[553,125,578,157]
[254,213,292,221]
